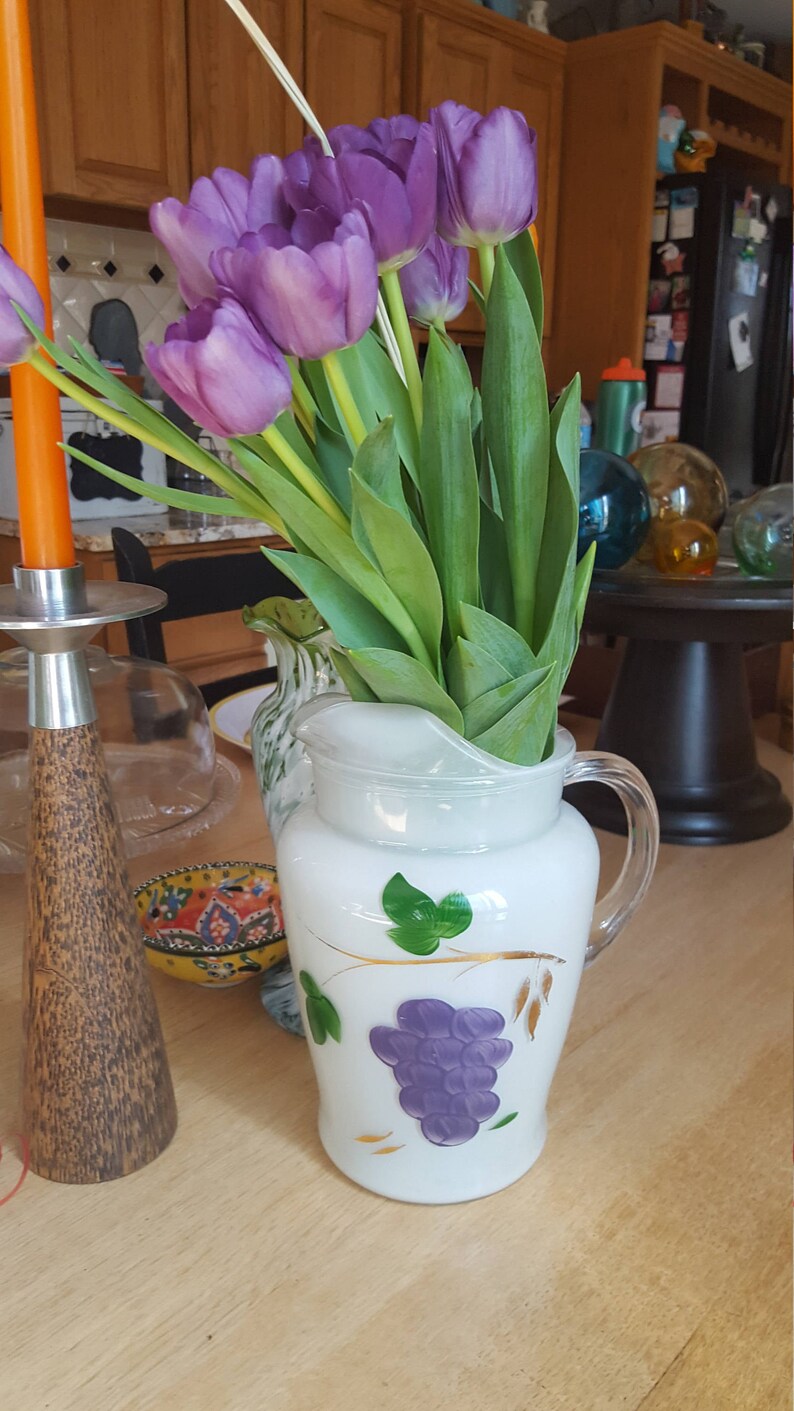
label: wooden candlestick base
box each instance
[22,720,177,1182]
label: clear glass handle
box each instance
[565,751,660,966]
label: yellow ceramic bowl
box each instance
[135,861,287,988]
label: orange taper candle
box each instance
[0,0,74,567]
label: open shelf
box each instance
[708,118,782,164]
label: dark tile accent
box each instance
[103,260,118,277]
[55,255,71,272]
[148,263,165,285]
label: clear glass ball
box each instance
[732,486,793,580]
[630,442,728,531]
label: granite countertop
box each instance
[0,512,278,552]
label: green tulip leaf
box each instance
[462,664,553,740]
[482,246,549,641]
[262,549,406,653]
[346,648,464,734]
[420,329,480,644]
[533,375,582,662]
[354,331,420,486]
[478,499,515,624]
[59,442,259,518]
[446,636,512,711]
[314,416,354,514]
[329,648,378,702]
[458,603,538,679]
[350,417,411,521]
[504,227,544,342]
[471,663,559,766]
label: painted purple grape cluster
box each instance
[370,999,512,1146]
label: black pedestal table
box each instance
[565,568,792,845]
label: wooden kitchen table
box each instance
[0,717,790,1411]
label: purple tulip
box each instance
[0,245,45,367]
[144,297,292,438]
[150,159,291,307]
[283,118,437,273]
[398,234,469,326]
[211,207,378,360]
[431,101,538,247]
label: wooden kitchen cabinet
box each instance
[304,0,403,132]
[404,0,565,339]
[30,0,190,208]
[187,0,304,178]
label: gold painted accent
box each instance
[513,978,531,1021]
[355,1133,393,1143]
[372,1145,405,1156]
[541,968,553,1003]
[317,937,565,972]
[527,997,542,1040]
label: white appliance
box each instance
[0,396,168,520]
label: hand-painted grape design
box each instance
[370,999,513,1146]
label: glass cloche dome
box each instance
[0,647,239,871]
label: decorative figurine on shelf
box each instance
[675,129,717,173]
[577,449,652,570]
[630,442,729,530]
[658,105,687,174]
[522,0,549,32]
[653,518,719,576]
[732,486,793,580]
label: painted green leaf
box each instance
[386,924,441,956]
[490,1111,518,1130]
[504,227,544,343]
[299,970,322,999]
[314,994,342,1044]
[420,328,480,644]
[346,648,464,734]
[305,995,328,1044]
[435,891,473,939]
[481,246,549,641]
[382,873,436,928]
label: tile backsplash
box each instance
[0,217,183,372]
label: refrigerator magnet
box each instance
[731,254,760,297]
[657,241,686,274]
[671,275,691,309]
[728,312,753,372]
[669,311,689,361]
[652,206,668,242]
[644,314,672,361]
[641,409,681,446]
[648,278,672,312]
[654,365,685,410]
[669,187,699,240]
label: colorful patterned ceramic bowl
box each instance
[135,862,287,988]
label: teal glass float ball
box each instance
[577,449,652,569]
[732,486,793,579]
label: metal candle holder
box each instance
[0,563,177,1183]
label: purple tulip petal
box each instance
[189,168,250,236]
[150,198,226,307]
[0,245,44,366]
[431,100,537,247]
[399,235,469,326]
[145,297,292,438]
[247,154,291,230]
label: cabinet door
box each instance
[31,0,190,208]
[188,0,304,180]
[304,0,402,132]
[494,40,564,337]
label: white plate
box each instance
[209,683,276,753]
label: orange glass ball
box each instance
[653,518,719,577]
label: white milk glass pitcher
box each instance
[276,700,659,1204]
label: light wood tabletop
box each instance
[1,715,790,1411]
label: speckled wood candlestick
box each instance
[0,565,177,1183]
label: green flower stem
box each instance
[382,268,423,430]
[28,351,280,527]
[287,357,316,439]
[261,422,350,531]
[478,244,496,300]
[322,350,368,447]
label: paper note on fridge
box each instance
[728,312,753,372]
[644,314,672,361]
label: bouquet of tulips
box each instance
[0,0,593,766]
